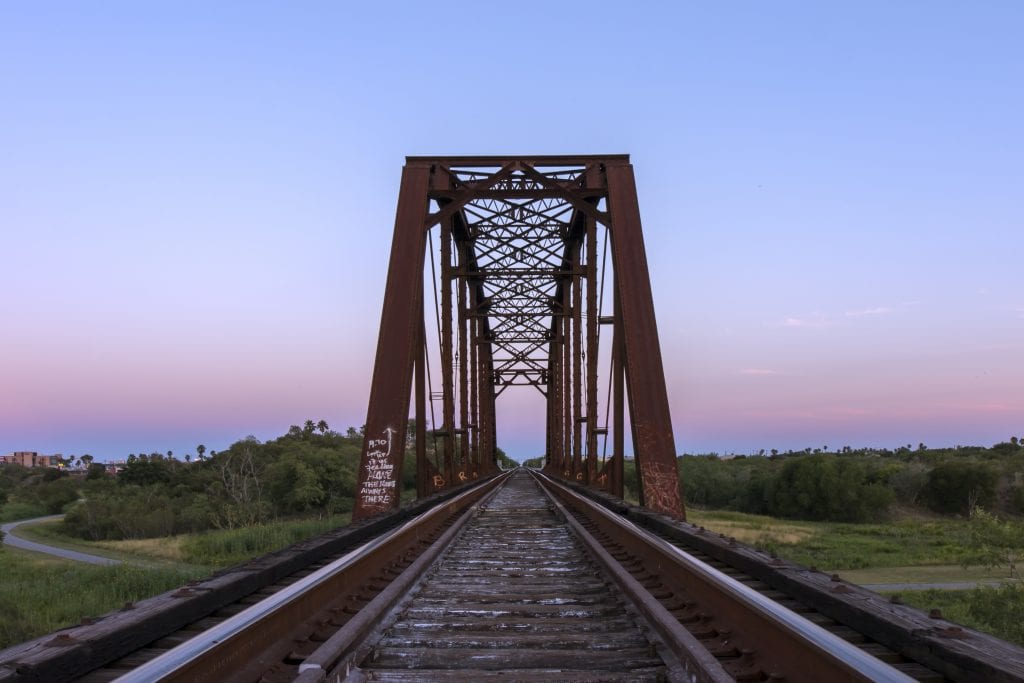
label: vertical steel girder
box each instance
[352,163,430,518]
[353,156,685,521]
[604,161,684,516]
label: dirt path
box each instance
[1,515,120,565]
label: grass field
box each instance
[1,513,354,650]
[179,515,351,567]
[12,520,199,568]
[0,547,205,649]
[687,508,974,574]
[687,506,1024,646]
[891,586,1024,646]
[17,514,351,569]
[6,505,1023,651]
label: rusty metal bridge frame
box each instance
[352,155,684,521]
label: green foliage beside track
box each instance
[894,586,1024,647]
[0,548,204,649]
[179,514,351,568]
[0,465,79,522]
[679,442,1024,523]
[61,428,362,541]
[2,421,519,542]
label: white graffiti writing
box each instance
[359,426,398,506]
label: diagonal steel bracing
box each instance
[352,156,684,521]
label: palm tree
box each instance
[316,419,329,435]
[196,444,206,460]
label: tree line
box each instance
[680,440,1024,522]
[1,421,515,541]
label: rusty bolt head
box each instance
[929,608,944,619]
[830,573,842,582]
[889,595,903,604]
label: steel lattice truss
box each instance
[352,156,684,523]
[452,166,584,396]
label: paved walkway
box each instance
[1,515,120,565]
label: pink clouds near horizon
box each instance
[2,3,1022,461]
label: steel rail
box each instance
[315,469,684,681]
[532,470,917,683]
[294,471,510,681]
[114,473,510,683]
[535,471,732,682]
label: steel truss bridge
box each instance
[2,157,1022,682]
[353,155,682,520]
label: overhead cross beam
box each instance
[352,155,685,521]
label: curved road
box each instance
[1,515,120,565]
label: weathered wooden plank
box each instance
[362,667,666,682]
[368,647,662,670]
[352,472,670,681]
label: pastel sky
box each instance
[2,2,1021,462]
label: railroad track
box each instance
[3,469,1023,681]
[107,469,915,682]
[0,477,503,683]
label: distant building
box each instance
[0,451,60,468]
[103,460,126,475]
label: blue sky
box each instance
[2,2,1021,461]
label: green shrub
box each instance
[1014,487,1024,515]
[888,462,929,505]
[923,461,998,514]
[35,479,79,514]
[0,501,48,523]
[766,456,893,522]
